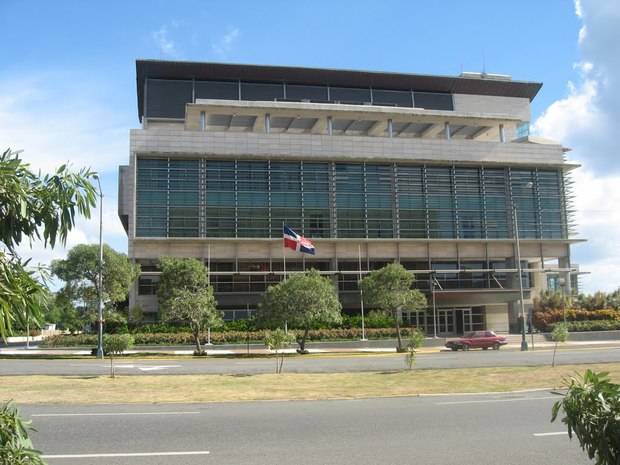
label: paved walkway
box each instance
[2,339,620,357]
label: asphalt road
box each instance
[1,346,620,376]
[22,392,589,465]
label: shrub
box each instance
[549,320,620,332]
[405,328,425,370]
[103,334,134,355]
[0,401,45,465]
[42,326,424,347]
[342,310,395,329]
[552,370,620,465]
[264,328,295,373]
[533,308,620,332]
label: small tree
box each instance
[51,244,140,316]
[551,323,568,367]
[552,370,620,465]
[0,401,45,465]
[264,328,295,374]
[164,287,222,355]
[103,334,134,378]
[405,328,425,370]
[257,269,342,353]
[362,263,427,352]
[0,148,97,340]
[157,257,209,306]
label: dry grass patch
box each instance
[2,363,619,404]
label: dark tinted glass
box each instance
[372,89,413,107]
[241,82,284,101]
[195,80,238,100]
[146,79,193,118]
[330,86,371,104]
[414,92,454,111]
[286,84,329,101]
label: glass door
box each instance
[462,308,473,333]
[437,309,455,335]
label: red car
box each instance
[445,331,507,351]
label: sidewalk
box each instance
[2,338,620,357]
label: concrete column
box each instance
[199,112,206,131]
[388,118,393,138]
[444,122,451,140]
[327,116,333,136]
[499,124,506,143]
[265,114,271,134]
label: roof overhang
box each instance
[136,59,543,121]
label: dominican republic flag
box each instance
[283,225,316,255]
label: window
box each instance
[195,80,238,100]
[330,86,371,104]
[240,82,284,101]
[146,79,193,119]
[372,89,413,107]
[138,276,159,295]
[285,84,329,102]
[414,92,454,111]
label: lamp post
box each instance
[95,176,104,359]
[358,244,367,341]
[513,205,528,351]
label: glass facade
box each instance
[145,78,454,119]
[136,157,569,240]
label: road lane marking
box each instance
[32,411,200,417]
[533,431,569,437]
[42,451,210,459]
[436,396,558,405]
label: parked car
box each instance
[445,331,507,351]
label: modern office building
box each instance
[118,59,582,335]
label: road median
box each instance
[2,362,619,405]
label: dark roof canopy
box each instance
[136,59,542,120]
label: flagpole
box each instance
[282,222,288,334]
[358,244,367,341]
[206,243,212,346]
[282,222,287,281]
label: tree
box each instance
[0,401,45,465]
[51,244,140,317]
[264,328,295,373]
[362,263,427,352]
[157,257,209,307]
[103,334,134,378]
[551,323,568,367]
[257,269,342,353]
[0,148,97,340]
[42,291,82,333]
[405,328,425,370]
[552,370,620,465]
[157,257,221,354]
[163,287,222,355]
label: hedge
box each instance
[42,327,419,348]
[549,320,620,332]
[533,308,620,332]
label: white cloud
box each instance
[211,27,240,58]
[152,25,178,58]
[2,72,129,283]
[532,0,620,293]
[0,74,129,173]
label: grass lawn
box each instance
[2,363,619,404]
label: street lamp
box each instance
[358,244,367,341]
[513,179,533,352]
[95,176,104,359]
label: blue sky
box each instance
[1,1,618,293]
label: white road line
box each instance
[533,431,569,437]
[32,411,200,417]
[42,451,210,459]
[436,396,558,405]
